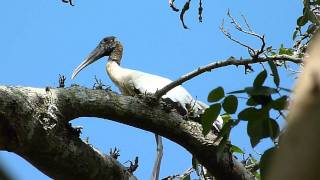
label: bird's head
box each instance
[71,36,123,79]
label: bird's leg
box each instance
[151,134,163,180]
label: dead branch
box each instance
[222,10,266,57]
[180,0,191,29]
[169,0,179,12]
[198,0,203,22]
[220,19,256,56]
[62,0,74,6]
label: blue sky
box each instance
[0,0,301,179]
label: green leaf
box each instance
[292,30,299,40]
[217,119,240,140]
[208,87,225,102]
[247,118,268,147]
[251,95,272,106]
[230,145,245,154]
[297,15,308,26]
[247,118,279,147]
[247,95,272,106]
[221,114,232,124]
[238,107,261,121]
[246,97,259,106]
[268,61,280,87]
[253,172,261,180]
[253,70,267,87]
[279,44,294,55]
[222,95,238,114]
[245,86,278,96]
[183,174,191,180]
[229,86,278,97]
[192,157,200,176]
[268,119,280,140]
[271,96,288,110]
[306,9,319,25]
[202,103,221,136]
[260,147,276,180]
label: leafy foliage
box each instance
[293,0,320,55]
[222,95,238,114]
[202,103,221,136]
[208,87,225,102]
[176,1,313,179]
[253,70,267,87]
[260,147,276,179]
[268,61,280,87]
[230,145,245,154]
[203,67,289,178]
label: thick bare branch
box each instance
[154,55,302,99]
[0,86,135,180]
[0,86,252,180]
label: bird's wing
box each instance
[125,70,201,113]
[123,69,222,130]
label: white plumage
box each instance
[106,61,223,129]
[71,36,222,180]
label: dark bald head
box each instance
[71,36,123,79]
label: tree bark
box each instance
[0,85,252,180]
[268,36,320,180]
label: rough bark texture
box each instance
[0,85,252,180]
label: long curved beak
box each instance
[71,46,106,79]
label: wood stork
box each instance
[71,36,223,180]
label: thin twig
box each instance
[179,167,194,179]
[162,167,194,180]
[198,0,203,22]
[220,19,255,55]
[154,55,302,99]
[227,10,263,40]
[224,10,266,57]
[241,14,252,32]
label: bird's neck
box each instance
[108,41,123,65]
[106,61,128,87]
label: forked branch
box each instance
[155,10,301,99]
[155,55,302,99]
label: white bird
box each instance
[71,36,223,180]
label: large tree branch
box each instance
[0,86,252,180]
[155,55,303,99]
[0,86,135,180]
